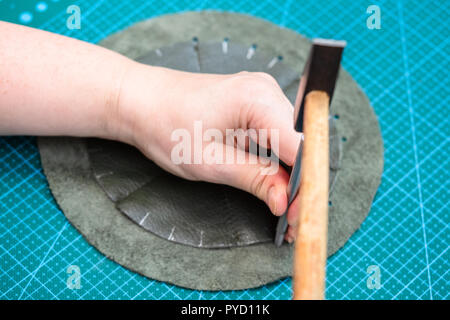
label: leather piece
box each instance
[117,174,276,248]
[86,41,342,248]
[197,41,299,90]
[136,41,200,72]
[86,139,162,201]
[39,135,294,290]
[329,117,341,193]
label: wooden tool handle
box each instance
[293,90,330,300]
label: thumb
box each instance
[198,142,290,216]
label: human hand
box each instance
[0,21,301,242]
[108,62,303,242]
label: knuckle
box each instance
[229,73,273,96]
[226,73,286,113]
[253,72,278,85]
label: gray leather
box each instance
[197,41,298,90]
[136,41,200,72]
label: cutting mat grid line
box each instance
[0,0,448,300]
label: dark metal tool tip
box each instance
[293,39,346,132]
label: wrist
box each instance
[101,58,135,144]
[104,60,170,148]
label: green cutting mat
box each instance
[0,0,448,300]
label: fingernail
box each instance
[268,187,279,215]
[286,235,294,244]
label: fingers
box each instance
[261,110,303,166]
[196,142,290,216]
[225,73,304,236]
[285,225,297,244]
[232,73,302,166]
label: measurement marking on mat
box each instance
[139,212,150,225]
[168,227,176,241]
[398,0,432,300]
